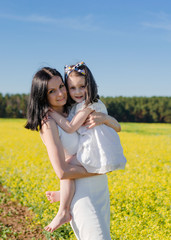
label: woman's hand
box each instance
[83,112,121,132]
[83,112,106,128]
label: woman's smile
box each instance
[57,97,65,101]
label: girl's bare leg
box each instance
[45,156,80,204]
[46,191,60,203]
[44,179,75,232]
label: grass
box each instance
[0,119,170,239]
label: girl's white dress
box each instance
[71,100,127,173]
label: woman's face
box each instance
[47,76,67,111]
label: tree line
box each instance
[0,93,170,123]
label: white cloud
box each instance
[142,22,171,31]
[141,11,171,31]
[0,13,99,31]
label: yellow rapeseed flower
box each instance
[0,119,170,239]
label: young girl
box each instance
[50,61,127,174]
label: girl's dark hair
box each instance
[25,67,65,131]
[65,63,99,106]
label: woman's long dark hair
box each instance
[65,63,99,106]
[25,67,64,131]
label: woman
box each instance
[25,67,121,240]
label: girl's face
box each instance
[67,74,87,103]
[47,76,67,112]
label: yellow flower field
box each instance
[0,119,170,239]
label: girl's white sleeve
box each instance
[75,100,108,114]
[75,101,86,112]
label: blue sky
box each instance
[0,0,170,97]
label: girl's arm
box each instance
[49,108,93,133]
[83,112,121,132]
[40,118,98,180]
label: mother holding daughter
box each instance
[25,62,126,240]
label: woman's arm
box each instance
[40,118,98,180]
[49,108,93,133]
[83,112,121,132]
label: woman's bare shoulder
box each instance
[40,117,59,136]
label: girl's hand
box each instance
[49,107,55,112]
[48,110,54,118]
[43,109,54,122]
[48,107,54,114]
[48,108,58,120]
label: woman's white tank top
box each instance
[58,126,79,155]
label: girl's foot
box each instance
[44,210,72,232]
[46,191,60,203]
